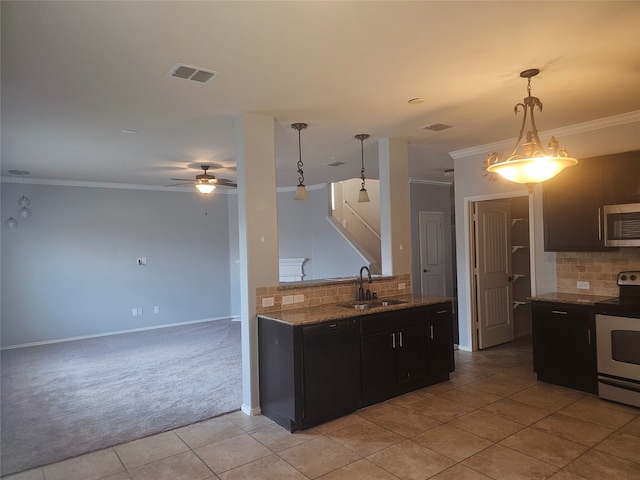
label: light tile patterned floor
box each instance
[4,337,640,480]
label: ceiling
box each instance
[2,1,639,189]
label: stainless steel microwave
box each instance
[604,203,640,247]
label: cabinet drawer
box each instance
[360,307,426,334]
[532,302,593,323]
[425,302,453,321]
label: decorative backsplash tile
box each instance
[256,274,411,314]
[556,249,640,296]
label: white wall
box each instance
[1,183,232,347]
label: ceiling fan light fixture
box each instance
[195,180,216,194]
[194,165,217,194]
[486,68,578,192]
[355,133,370,203]
[291,123,308,201]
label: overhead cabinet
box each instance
[543,150,639,251]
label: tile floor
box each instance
[4,337,639,480]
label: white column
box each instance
[378,138,412,277]
[235,113,279,415]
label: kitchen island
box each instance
[258,295,455,431]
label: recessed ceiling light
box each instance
[121,129,137,134]
[325,161,345,167]
[408,98,425,105]
[421,123,453,132]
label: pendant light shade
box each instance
[4,217,18,228]
[18,195,31,207]
[355,134,370,203]
[292,123,308,200]
[486,69,578,192]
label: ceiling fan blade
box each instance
[164,181,193,187]
[169,178,194,182]
[215,178,237,188]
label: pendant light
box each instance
[291,123,308,200]
[486,69,578,193]
[355,134,370,203]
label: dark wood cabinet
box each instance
[543,157,605,251]
[257,317,360,431]
[302,319,360,429]
[603,150,640,204]
[360,308,428,406]
[531,301,597,394]
[258,301,455,430]
[360,303,455,406]
[425,303,455,383]
[543,150,639,251]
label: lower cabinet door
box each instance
[361,330,397,404]
[396,323,427,387]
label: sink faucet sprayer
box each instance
[359,266,372,301]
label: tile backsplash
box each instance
[256,274,411,315]
[556,249,640,296]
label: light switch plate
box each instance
[294,294,305,303]
[398,282,406,290]
[577,281,590,290]
[262,297,275,307]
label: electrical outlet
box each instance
[154,306,160,314]
[262,297,275,307]
[132,308,138,317]
[294,294,305,303]
[398,282,406,290]
[282,295,294,305]
[137,257,147,266]
[137,307,143,315]
[577,281,590,290]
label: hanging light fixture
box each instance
[486,69,578,193]
[355,134,370,203]
[4,217,18,228]
[194,166,216,194]
[291,123,308,200]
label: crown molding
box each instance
[409,177,453,186]
[449,110,640,160]
[0,176,330,194]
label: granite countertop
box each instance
[257,294,455,326]
[528,292,615,306]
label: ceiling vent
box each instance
[421,123,453,132]
[168,64,217,83]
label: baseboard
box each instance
[241,404,262,416]
[1,316,236,350]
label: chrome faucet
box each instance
[359,266,372,301]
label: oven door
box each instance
[596,314,640,381]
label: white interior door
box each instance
[419,211,445,296]
[474,201,514,349]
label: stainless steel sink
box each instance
[336,299,407,310]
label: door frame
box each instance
[464,190,535,352]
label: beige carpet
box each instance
[0,319,242,476]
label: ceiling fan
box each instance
[166,165,237,193]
